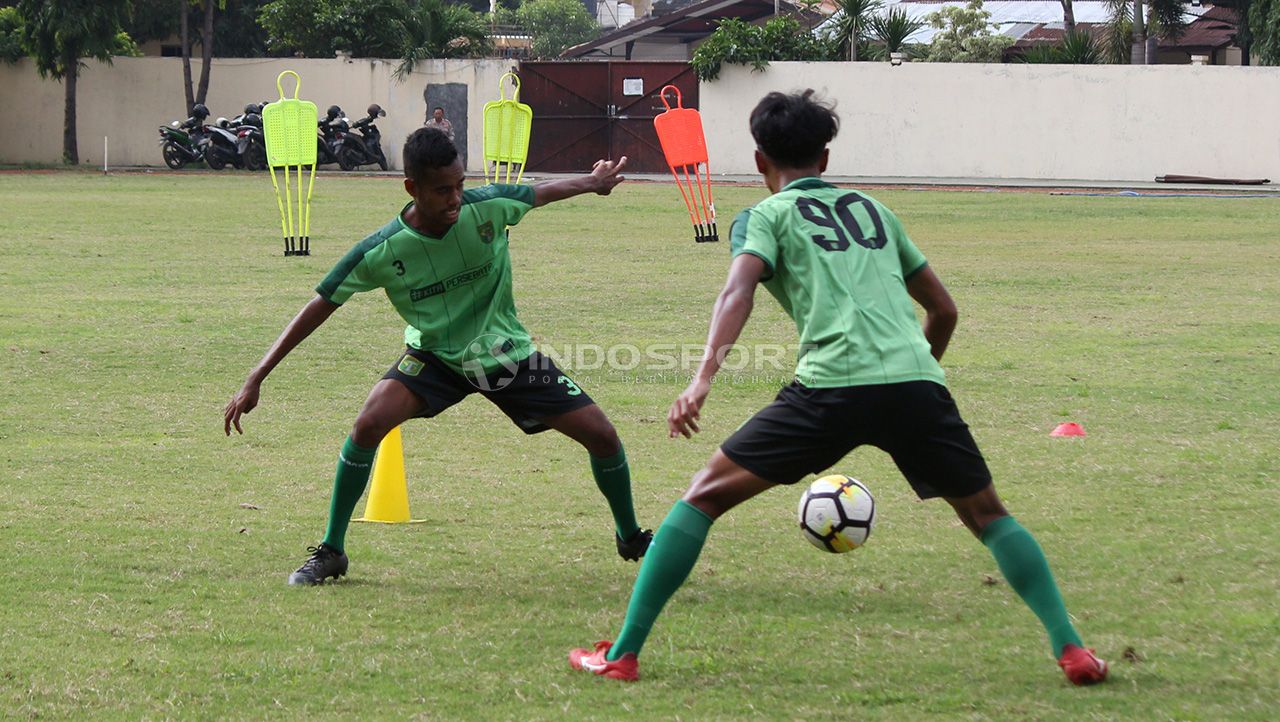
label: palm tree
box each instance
[395,0,493,78]
[827,0,884,61]
[1101,0,1132,62]
[1061,0,1077,34]
[870,7,925,59]
[1109,0,1187,64]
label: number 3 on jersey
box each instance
[557,375,583,396]
[796,192,887,252]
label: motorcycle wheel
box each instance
[162,142,187,170]
[206,149,227,170]
[375,148,388,171]
[244,140,267,171]
[337,146,359,172]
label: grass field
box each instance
[1,170,1277,720]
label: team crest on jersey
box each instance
[477,221,495,244]
[397,355,425,376]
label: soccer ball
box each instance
[797,475,876,553]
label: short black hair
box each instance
[749,89,839,169]
[403,127,458,182]
[433,106,444,112]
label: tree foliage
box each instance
[17,0,134,79]
[692,16,832,81]
[16,0,134,163]
[1249,0,1280,64]
[259,0,413,57]
[124,0,180,46]
[869,7,925,57]
[516,0,598,59]
[923,0,1014,62]
[824,0,882,60]
[1100,0,1132,63]
[1,7,25,63]
[214,0,274,57]
[261,0,491,61]
[396,0,493,75]
[1108,0,1187,64]
[1017,28,1102,63]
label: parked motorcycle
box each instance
[205,114,243,170]
[158,104,209,169]
[231,102,267,171]
[336,104,389,171]
[316,105,344,167]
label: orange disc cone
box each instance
[354,426,426,524]
[1050,422,1087,437]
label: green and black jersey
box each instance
[317,184,535,374]
[729,177,945,388]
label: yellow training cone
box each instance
[354,426,425,524]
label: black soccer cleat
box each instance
[615,528,654,562]
[287,543,349,585]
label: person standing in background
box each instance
[425,106,454,142]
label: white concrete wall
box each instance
[700,62,1280,182]
[0,56,514,171]
[5,57,1280,182]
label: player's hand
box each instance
[224,380,261,435]
[668,378,710,439]
[590,156,627,195]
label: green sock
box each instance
[320,436,377,554]
[607,500,713,660]
[590,445,640,540]
[982,515,1084,657]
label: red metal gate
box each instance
[517,62,698,173]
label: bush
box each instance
[692,16,832,81]
[1019,28,1100,64]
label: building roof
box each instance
[563,0,1236,58]
[1158,4,1239,50]
[823,1,1216,45]
[563,0,811,58]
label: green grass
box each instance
[1,170,1277,720]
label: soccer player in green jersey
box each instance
[224,128,652,585]
[569,90,1108,686]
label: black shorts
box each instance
[720,380,992,499]
[383,348,595,434]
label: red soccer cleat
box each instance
[1058,644,1108,685]
[568,640,639,682]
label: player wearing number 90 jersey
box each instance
[729,180,944,389]
[569,89,1106,687]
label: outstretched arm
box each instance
[906,265,957,361]
[668,254,767,439]
[531,156,628,207]
[224,295,340,435]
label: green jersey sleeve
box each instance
[729,206,777,278]
[463,184,535,230]
[315,226,394,305]
[883,206,927,279]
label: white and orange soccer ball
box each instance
[798,475,876,553]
